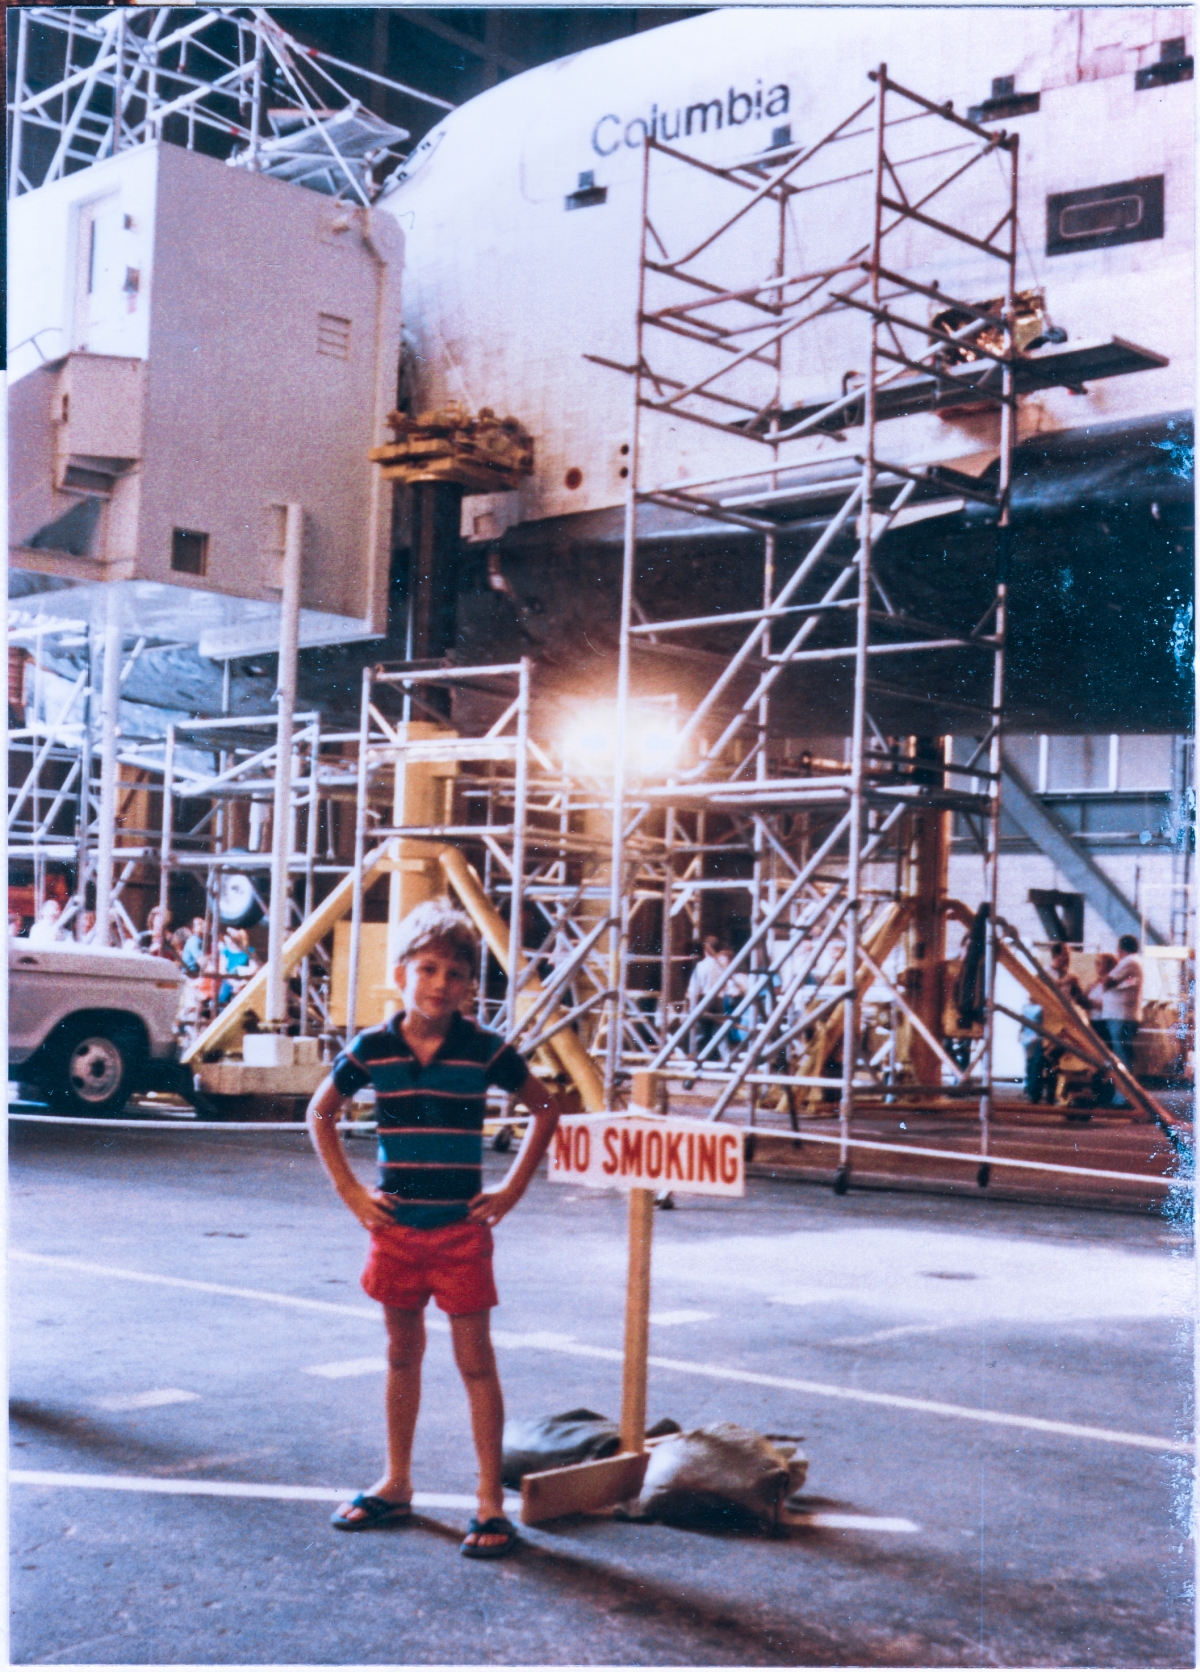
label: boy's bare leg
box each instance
[450,1310,509,1548]
[334,1306,424,1524]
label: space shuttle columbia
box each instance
[373,5,1192,733]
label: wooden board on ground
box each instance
[520,1451,649,1526]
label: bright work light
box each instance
[561,703,680,780]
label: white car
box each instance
[9,940,186,1116]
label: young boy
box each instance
[306,900,560,1559]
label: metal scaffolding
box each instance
[6,5,447,206]
[595,66,1027,1171]
[342,660,669,1081]
[6,600,361,1039]
[8,44,1185,1144]
[154,710,351,1036]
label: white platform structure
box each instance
[9,140,404,653]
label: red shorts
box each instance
[361,1218,498,1316]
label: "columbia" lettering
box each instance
[592,81,790,157]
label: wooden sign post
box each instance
[620,1184,655,1455]
[520,1075,745,1525]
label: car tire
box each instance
[49,1020,143,1118]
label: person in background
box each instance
[218,926,258,1009]
[1086,953,1117,1035]
[180,917,207,976]
[1047,942,1088,1011]
[195,957,221,1024]
[27,899,64,946]
[1082,951,1119,1106]
[138,906,169,956]
[1102,935,1143,1089]
[687,935,732,1060]
[721,961,753,1047]
[1019,1001,1045,1103]
[9,911,25,938]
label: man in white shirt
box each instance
[26,899,64,946]
[687,935,732,1061]
[1101,934,1143,1079]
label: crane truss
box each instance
[6,5,448,205]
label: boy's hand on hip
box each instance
[467,1186,520,1227]
[341,1184,397,1231]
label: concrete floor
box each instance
[9,1116,1195,1667]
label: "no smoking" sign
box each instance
[548,1114,744,1197]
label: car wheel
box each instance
[50,1022,142,1118]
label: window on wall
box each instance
[1046,176,1164,257]
[1000,733,1039,784]
[1045,735,1110,792]
[949,733,1180,794]
[171,528,209,576]
[1116,734,1174,791]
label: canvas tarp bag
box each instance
[616,1421,809,1531]
[501,1409,682,1487]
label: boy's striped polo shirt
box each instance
[331,1012,529,1229]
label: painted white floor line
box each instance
[649,1311,716,1326]
[9,1113,312,1132]
[11,1250,382,1321]
[636,1352,1194,1455]
[10,1470,519,1513]
[9,1471,916,1533]
[95,1389,200,1411]
[829,1324,948,1347]
[14,1250,1191,1456]
[491,1328,578,1349]
[303,1357,388,1379]
[11,1249,455,1334]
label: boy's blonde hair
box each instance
[393,898,479,972]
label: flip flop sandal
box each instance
[331,1493,413,1532]
[460,1516,519,1559]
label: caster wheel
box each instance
[833,1164,850,1196]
